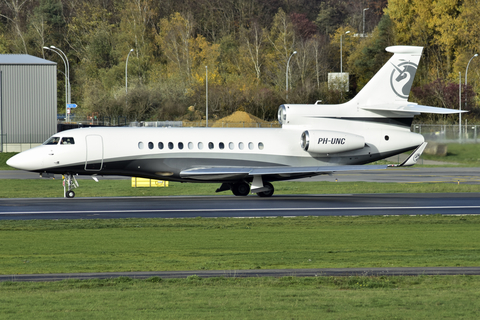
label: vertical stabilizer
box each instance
[351,46,423,106]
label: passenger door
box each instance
[85,135,103,171]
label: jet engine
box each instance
[300,130,365,154]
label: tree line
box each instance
[0,0,478,123]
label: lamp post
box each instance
[340,31,350,74]
[465,53,478,111]
[363,8,369,38]
[459,72,462,140]
[286,51,297,100]
[44,46,70,122]
[205,66,208,127]
[50,46,70,105]
[125,49,134,117]
[125,49,134,94]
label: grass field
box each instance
[2,275,480,319]
[1,216,480,319]
[1,178,480,198]
[422,142,480,166]
[0,152,15,170]
[1,216,479,274]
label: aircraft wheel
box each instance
[257,182,274,197]
[66,190,75,198]
[232,182,250,196]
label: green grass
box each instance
[422,143,480,166]
[1,275,480,319]
[1,216,479,275]
[1,216,480,318]
[0,152,16,170]
[1,179,479,198]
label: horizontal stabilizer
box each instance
[362,104,467,114]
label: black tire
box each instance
[66,190,75,198]
[257,182,274,197]
[231,182,250,196]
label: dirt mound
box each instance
[212,111,268,127]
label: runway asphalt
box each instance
[2,192,480,220]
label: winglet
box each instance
[395,142,428,167]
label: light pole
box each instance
[125,49,134,94]
[363,8,369,38]
[205,66,208,127]
[44,46,70,122]
[50,46,70,105]
[125,49,134,117]
[465,53,478,111]
[459,72,462,140]
[286,51,297,100]
[340,31,350,74]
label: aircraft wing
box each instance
[180,164,388,181]
[180,142,429,181]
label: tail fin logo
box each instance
[390,61,417,99]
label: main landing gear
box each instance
[63,174,79,198]
[216,179,275,197]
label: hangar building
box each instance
[0,54,57,152]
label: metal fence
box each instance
[412,124,480,143]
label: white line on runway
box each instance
[2,205,480,215]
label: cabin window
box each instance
[158,142,164,150]
[198,142,204,149]
[258,142,264,150]
[60,137,75,145]
[178,142,184,150]
[238,142,244,150]
[148,142,154,149]
[188,142,194,149]
[248,142,254,150]
[229,142,234,150]
[168,142,174,149]
[208,142,214,150]
[138,142,144,149]
[43,137,60,145]
[219,142,225,150]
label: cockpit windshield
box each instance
[43,137,75,145]
[43,137,60,145]
[60,137,75,145]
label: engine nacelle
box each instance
[300,130,365,154]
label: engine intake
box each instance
[301,130,365,154]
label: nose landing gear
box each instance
[63,174,79,198]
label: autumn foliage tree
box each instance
[0,0,478,123]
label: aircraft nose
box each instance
[6,150,42,171]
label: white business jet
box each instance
[7,46,463,198]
